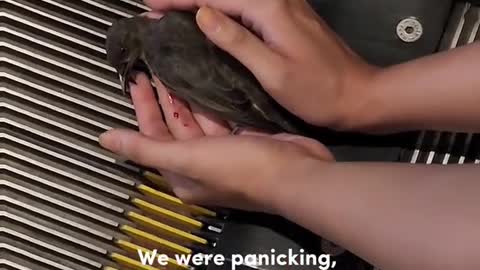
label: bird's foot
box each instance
[231,126,242,135]
[120,70,141,96]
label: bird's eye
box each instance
[120,47,126,54]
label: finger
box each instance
[190,104,231,136]
[100,129,180,170]
[154,78,204,140]
[237,129,271,137]
[196,7,286,86]
[140,11,165,19]
[167,176,208,203]
[100,129,246,180]
[144,0,251,16]
[130,73,171,140]
[271,133,335,161]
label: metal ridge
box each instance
[0,1,478,269]
[0,1,218,269]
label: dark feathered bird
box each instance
[106,11,306,134]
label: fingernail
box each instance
[272,133,308,143]
[196,7,222,34]
[238,129,270,137]
[99,130,120,151]
[143,11,164,19]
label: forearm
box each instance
[345,42,480,133]
[275,161,480,270]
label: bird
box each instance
[105,11,310,135]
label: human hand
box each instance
[143,0,379,130]
[99,73,334,212]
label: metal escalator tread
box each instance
[0,1,220,269]
[1,0,479,270]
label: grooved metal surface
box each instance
[0,1,479,270]
[0,1,221,269]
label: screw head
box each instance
[397,17,423,43]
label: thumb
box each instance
[195,7,285,86]
[99,129,192,172]
[271,133,335,161]
[99,129,244,182]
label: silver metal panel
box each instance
[0,1,216,269]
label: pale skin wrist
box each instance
[332,61,385,133]
[266,157,333,217]
[337,42,480,134]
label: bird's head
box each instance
[106,17,146,94]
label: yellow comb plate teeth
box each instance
[143,171,171,190]
[116,240,189,269]
[137,184,216,217]
[132,198,203,229]
[126,212,208,245]
[110,253,161,270]
[121,225,192,254]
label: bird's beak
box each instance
[119,73,128,95]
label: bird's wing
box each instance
[140,13,299,132]
[144,40,284,130]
